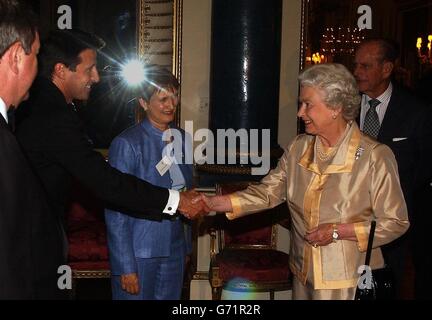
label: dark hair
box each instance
[358,38,400,63]
[38,29,105,79]
[0,0,38,57]
[138,64,179,101]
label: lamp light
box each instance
[416,35,432,65]
[121,59,146,86]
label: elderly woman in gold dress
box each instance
[199,63,409,300]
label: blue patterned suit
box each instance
[105,118,192,300]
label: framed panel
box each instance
[137,0,183,125]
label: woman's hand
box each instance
[304,223,357,247]
[304,223,334,247]
[121,273,140,295]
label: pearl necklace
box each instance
[316,139,337,162]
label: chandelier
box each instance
[321,27,365,56]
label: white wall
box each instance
[278,0,302,147]
[180,0,212,132]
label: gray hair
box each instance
[0,0,37,57]
[298,63,361,120]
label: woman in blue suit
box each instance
[105,65,192,300]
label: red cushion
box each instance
[216,249,290,282]
[67,220,109,262]
[224,218,273,246]
[66,186,109,264]
[65,183,110,276]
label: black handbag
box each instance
[355,220,395,300]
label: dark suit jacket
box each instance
[0,115,64,299]
[372,85,432,222]
[359,85,432,286]
[358,85,431,220]
[354,85,432,294]
[15,77,170,226]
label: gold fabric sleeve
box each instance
[366,144,410,247]
[226,194,242,220]
[224,137,297,220]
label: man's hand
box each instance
[120,273,140,295]
[192,194,233,212]
[178,189,210,219]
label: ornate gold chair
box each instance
[209,182,292,300]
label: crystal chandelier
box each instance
[321,27,365,56]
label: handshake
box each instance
[177,189,232,219]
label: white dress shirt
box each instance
[0,97,8,123]
[163,189,180,215]
[360,82,393,130]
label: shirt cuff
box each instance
[163,189,180,215]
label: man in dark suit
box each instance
[0,0,64,299]
[354,39,432,298]
[15,30,205,236]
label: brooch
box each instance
[355,147,364,160]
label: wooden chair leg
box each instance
[70,277,77,300]
[270,290,275,300]
[212,286,222,300]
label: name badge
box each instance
[156,155,173,176]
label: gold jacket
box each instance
[228,122,409,289]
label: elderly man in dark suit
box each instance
[0,0,65,299]
[354,38,432,299]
